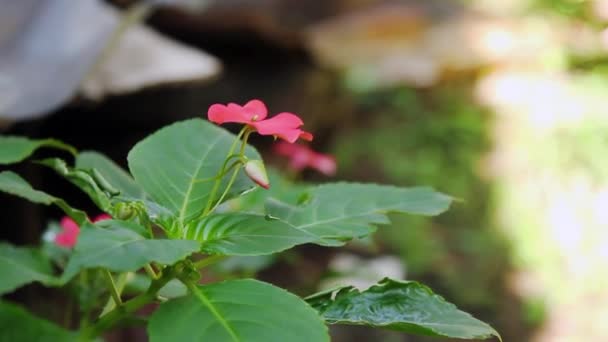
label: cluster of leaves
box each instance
[333,85,512,310]
[0,118,500,341]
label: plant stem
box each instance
[144,264,158,280]
[201,127,249,217]
[80,267,174,340]
[206,130,252,214]
[103,270,122,306]
[193,255,227,270]
[207,165,242,214]
[193,159,241,184]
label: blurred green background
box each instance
[2,0,608,341]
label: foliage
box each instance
[333,84,511,311]
[0,111,499,341]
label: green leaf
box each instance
[61,220,199,282]
[266,183,452,246]
[0,136,76,165]
[148,279,329,342]
[0,171,87,223]
[306,278,500,340]
[0,301,76,341]
[76,151,146,200]
[37,158,112,211]
[180,213,315,256]
[0,243,58,295]
[227,168,307,214]
[127,119,260,226]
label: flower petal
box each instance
[299,131,314,141]
[93,214,112,222]
[60,216,79,234]
[273,142,335,175]
[55,216,80,248]
[251,113,312,143]
[242,99,268,120]
[310,153,337,176]
[208,103,251,124]
[273,141,301,156]
[208,99,268,125]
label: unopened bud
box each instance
[114,202,136,220]
[244,160,270,189]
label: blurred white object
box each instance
[0,0,221,122]
[81,24,221,100]
[320,253,405,291]
[0,0,118,120]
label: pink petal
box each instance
[207,99,268,125]
[93,214,112,222]
[310,153,337,176]
[242,99,268,120]
[273,142,335,175]
[251,113,312,143]
[273,141,304,156]
[289,152,310,171]
[208,103,251,124]
[299,131,314,141]
[273,142,312,170]
[55,216,80,248]
[60,216,79,234]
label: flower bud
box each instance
[244,160,270,189]
[114,202,135,220]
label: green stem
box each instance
[206,130,252,214]
[201,127,249,217]
[193,158,242,184]
[207,165,242,214]
[144,264,158,280]
[103,270,122,306]
[193,255,227,270]
[137,206,155,239]
[80,268,174,341]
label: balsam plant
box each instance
[0,99,501,341]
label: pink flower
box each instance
[208,99,313,143]
[93,214,112,222]
[55,217,80,248]
[273,142,337,176]
[54,214,111,248]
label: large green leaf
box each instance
[0,136,76,165]
[148,279,329,342]
[180,213,316,256]
[61,220,199,282]
[37,158,112,211]
[266,183,453,246]
[76,151,146,200]
[0,243,58,295]
[127,119,260,227]
[306,278,500,340]
[227,168,308,214]
[0,171,87,223]
[0,301,76,341]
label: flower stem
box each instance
[193,158,241,184]
[193,255,227,270]
[103,270,122,306]
[144,264,158,280]
[206,130,252,214]
[201,127,250,217]
[80,267,174,340]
